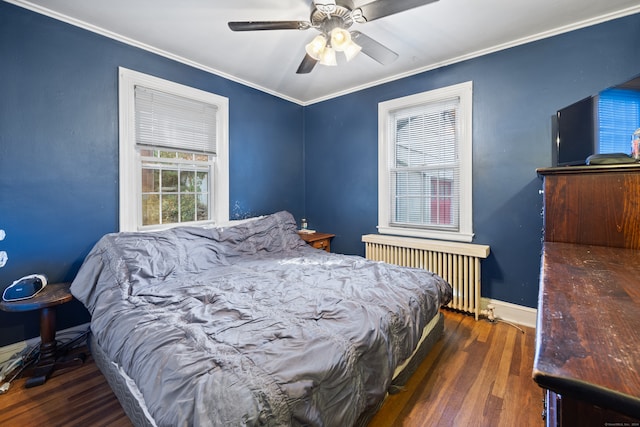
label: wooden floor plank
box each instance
[491,326,517,399]
[0,311,542,426]
[450,320,505,426]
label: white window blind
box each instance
[598,88,640,153]
[135,86,218,154]
[378,81,473,242]
[390,97,460,230]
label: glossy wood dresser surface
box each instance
[533,242,640,421]
[535,165,640,425]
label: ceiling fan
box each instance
[228,0,439,74]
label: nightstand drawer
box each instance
[310,239,330,251]
[298,232,335,253]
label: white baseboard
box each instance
[480,298,537,329]
[0,323,91,364]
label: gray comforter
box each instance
[71,211,451,427]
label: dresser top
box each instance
[537,163,640,176]
[533,242,640,419]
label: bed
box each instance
[70,211,452,426]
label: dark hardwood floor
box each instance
[0,311,542,426]
[368,311,541,426]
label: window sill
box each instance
[377,225,474,243]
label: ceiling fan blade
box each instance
[228,21,310,31]
[355,0,439,22]
[351,31,398,65]
[296,54,318,74]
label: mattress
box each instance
[72,211,452,426]
[90,313,444,427]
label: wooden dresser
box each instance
[534,164,640,426]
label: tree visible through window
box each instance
[140,150,211,226]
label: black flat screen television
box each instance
[551,74,640,166]
[552,96,594,166]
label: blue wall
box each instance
[304,13,640,308]
[0,2,304,346]
[1,1,639,347]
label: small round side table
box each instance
[0,282,85,387]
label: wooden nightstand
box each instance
[0,282,85,387]
[298,232,335,252]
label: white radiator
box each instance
[362,234,490,320]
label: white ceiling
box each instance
[8,0,640,105]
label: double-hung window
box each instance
[118,67,229,231]
[378,81,473,242]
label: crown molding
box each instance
[4,0,305,105]
[6,0,640,106]
[302,4,640,105]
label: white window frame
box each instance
[118,67,229,231]
[378,81,473,242]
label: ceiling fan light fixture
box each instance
[319,46,337,66]
[330,27,351,51]
[342,40,362,61]
[330,28,361,62]
[305,35,327,60]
